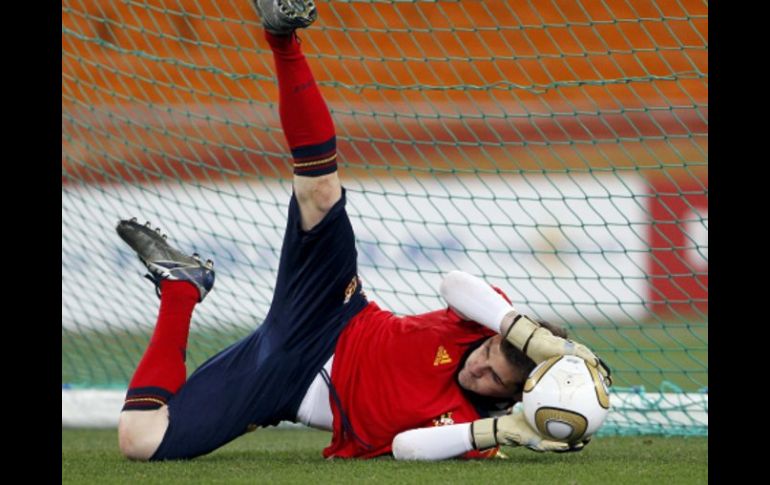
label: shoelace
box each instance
[144,273,163,299]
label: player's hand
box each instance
[502,312,612,385]
[471,409,569,453]
[595,356,613,387]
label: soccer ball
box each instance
[522,355,610,444]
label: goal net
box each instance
[62,0,707,435]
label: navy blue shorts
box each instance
[151,189,367,460]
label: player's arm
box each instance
[391,423,475,461]
[392,408,571,461]
[439,271,611,382]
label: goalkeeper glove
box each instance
[553,437,592,453]
[470,408,569,452]
[501,312,612,385]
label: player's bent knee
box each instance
[295,173,341,213]
[118,408,170,461]
[118,419,155,461]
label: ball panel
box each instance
[586,361,611,409]
[523,355,563,393]
[534,407,588,443]
[546,422,574,441]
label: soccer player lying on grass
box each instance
[116,0,611,462]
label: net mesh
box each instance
[62,0,707,436]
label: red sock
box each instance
[266,31,337,177]
[122,280,199,411]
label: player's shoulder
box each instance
[412,308,496,341]
[446,309,497,337]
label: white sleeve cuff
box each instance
[392,423,473,461]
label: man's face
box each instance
[457,335,525,399]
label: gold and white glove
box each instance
[501,311,612,385]
[470,408,569,452]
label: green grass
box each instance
[570,322,707,391]
[63,428,707,484]
[63,321,708,392]
[62,327,254,388]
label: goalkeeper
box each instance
[116,0,610,462]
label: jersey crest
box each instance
[432,412,455,427]
[343,276,358,304]
[433,345,453,366]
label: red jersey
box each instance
[322,301,498,459]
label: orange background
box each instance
[62,0,707,184]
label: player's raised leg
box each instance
[255,0,341,230]
[115,219,215,460]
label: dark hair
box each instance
[498,320,568,399]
